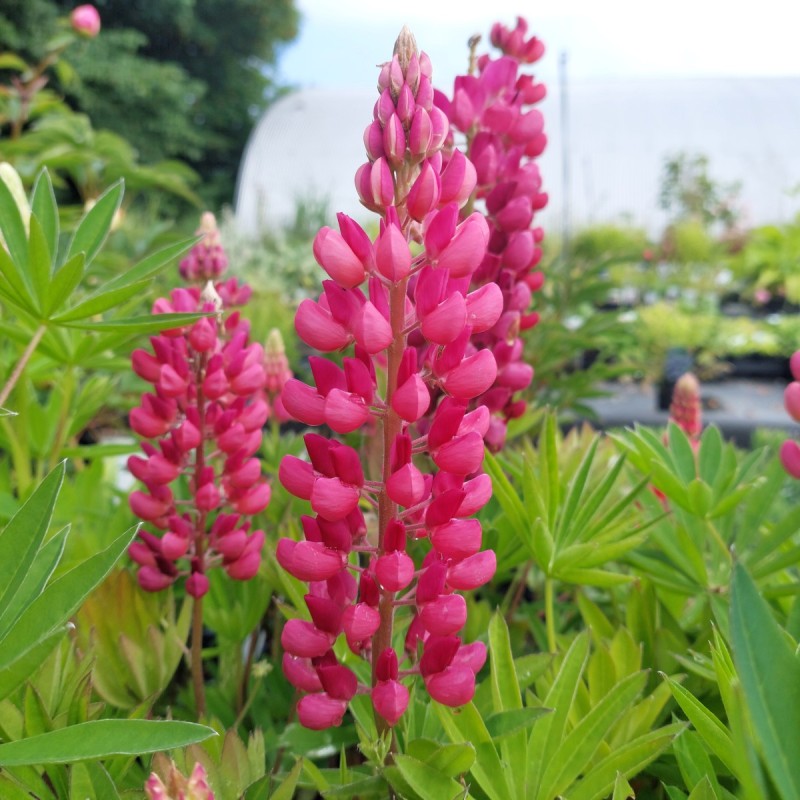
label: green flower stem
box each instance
[545,576,557,653]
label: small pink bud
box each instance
[431,518,482,560]
[342,602,381,644]
[406,161,441,221]
[281,619,335,658]
[376,224,412,282]
[138,566,175,592]
[313,227,367,289]
[421,293,468,345]
[129,490,172,522]
[375,551,415,592]
[371,158,395,208]
[311,477,361,521]
[364,120,385,160]
[161,531,189,560]
[188,317,217,352]
[439,150,477,207]
[447,550,497,590]
[130,407,172,438]
[230,363,266,395]
[281,380,326,426]
[392,373,430,422]
[425,664,476,706]
[233,482,271,515]
[785,382,800,422]
[383,113,407,167]
[372,680,409,726]
[781,440,800,480]
[195,482,221,512]
[324,389,371,433]
[297,693,348,730]
[409,108,433,157]
[279,455,315,500]
[791,351,800,381]
[386,462,426,507]
[436,213,489,278]
[317,663,358,700]
[283,653,323,693]
[352,302,393,354]
[465,284,504,332]
[132,349,162,382]
[276,539,345,581]
[420,593,467,636]
[295,300,352,351]
[70,4,101,37]
[226,549,261,580]
[442,350,498,400]
[186,571,210,598]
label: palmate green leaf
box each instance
[686,776,720,800]
[30,172,59,263]
[406,741,476,779]
[611,772,635,800]
[0,233,37,314]
[0,463,64,632]
[668,422,698,483]
[59,311,209,334]
[483,450,528,534]
[554,436,599,546]
[0,525,137,668]
[102,235,200,293]
[388,754,473,800]
[0,526,69,637]
[0,720,215,766]
[66,181,123,267]
[744,505,800,570]
[697,425,722,486]
[0,171,29,272]
[0,630,66,703]
[567,722,687,800]
[434,702,513,800]
[537,672,648,800]
[488,613,526,797]
[43,253,85,317]
[484,707,550,740]
[530,633,590,792]
[674,729,724,799]
[730,564,800,800]
[663,675,736,774]
[51,281,152,323]
[27,214,52,311]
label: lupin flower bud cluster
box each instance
[669,372,702,443]
[277,28,498,731]
[128,214,270,597]
[436,16,548,451]
[781,352,800,478]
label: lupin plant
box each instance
[781,351,800,478]
[436,16,548,450]
[128,213,271,714]
[277,28,500,733]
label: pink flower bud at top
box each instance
[179,212,228,281]
[70,4,101,37]
[145,761,214,800]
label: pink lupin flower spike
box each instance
[277,27,497,734]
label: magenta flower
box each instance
[277,28,497,731]
[128,218,270,597]
[434,16,547,451]
[70,4,101,37]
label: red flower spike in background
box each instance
[128,213,270,715]
[436,17,547,451]
[278,27,498,733]
[781,352,800,479]
[669,372,702,442]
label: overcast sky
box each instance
[278,0,800,90]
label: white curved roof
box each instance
[235,77,800,235]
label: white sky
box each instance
[278,0,800,90]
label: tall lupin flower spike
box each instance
[278,28,498,733]
[128,214,270,715]
[436,17,547,451]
